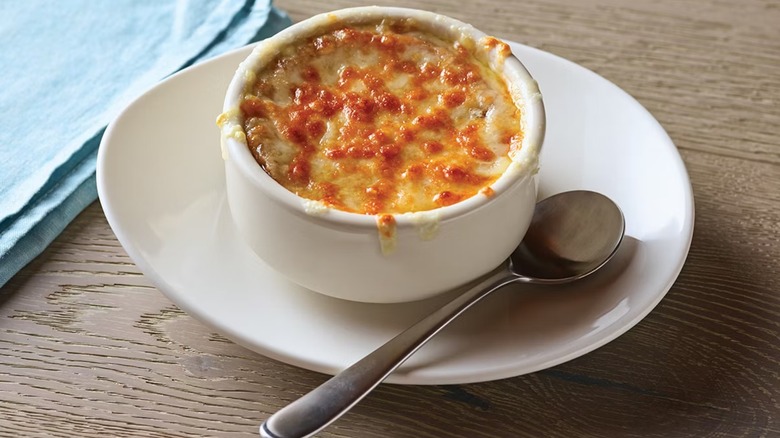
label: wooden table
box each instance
[2,0,778,436]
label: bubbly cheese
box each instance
[240,20,522,216]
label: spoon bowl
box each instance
[511,190,625,283]
[260,190,625,438]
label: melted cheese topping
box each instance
[241,21,522,215]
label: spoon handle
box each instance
[260,267,518,438]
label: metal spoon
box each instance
[260,190,625,438]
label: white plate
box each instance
[97,41,694,385]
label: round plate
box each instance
[97,41,694,385]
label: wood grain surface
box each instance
[2,0,779,436]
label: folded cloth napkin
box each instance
[0,0,291,288]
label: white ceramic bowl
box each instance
[219,7,545,303]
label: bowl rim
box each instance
[220,6,545,230]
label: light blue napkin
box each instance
[0,0,291,287]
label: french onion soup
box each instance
[232,20,524,226]
[218,8,545,302]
